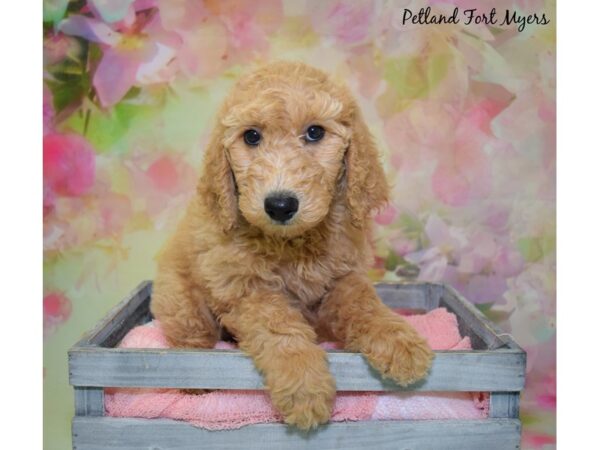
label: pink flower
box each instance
[125,152,196,226]
[221,11,269,63]
[59,6,181,107]
[374,204,398,225]
[431,162,472,207]
[522,432,556,449]
[404,215,519,304]
[310,0,375,46]
[43,84,54,135]
[157,0,209,31]
[345,45,384,98]
[158,0,283,76]
[390,99,504,206]
[495,247,525,278]
[462,274,508,304]
[209,0,283,63]
[156,0,227,77]
[463,99,508,135]
[43,190,133,253]
[405,247,448,281]
[97,192,133,237]
[170,18,229,79]
[44,292,72,337]
[44,133,96,216]
[146,155,184,193]
[431,105,495,207]
[382,90,511,206]
[535,372,556,410]
[383,101,461,173]
[390,237,417,257]
[424,214,469,252]
[43,32,82,66]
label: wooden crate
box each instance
[69,281,525,450]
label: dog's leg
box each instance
[151,271,219,350]
[220,292,336,430]
[151,272,220,395]
[318,272,434,386]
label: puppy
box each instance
[150,61,434,430]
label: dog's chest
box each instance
[276,256,346,306]
[279,267,328,305]
[274,234,363,306]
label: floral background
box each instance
[43,0,556,448]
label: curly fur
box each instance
[150,61,434,430]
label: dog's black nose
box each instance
[264,195,299,222]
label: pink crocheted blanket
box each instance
[105,308,489,429]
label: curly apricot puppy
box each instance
[150,61,434,430]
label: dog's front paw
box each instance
[275,377,336,430]
[360,319,434,387]
[267,348,336,430]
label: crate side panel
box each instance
[74,387,104,417]
[490,392,521,419]
[375,283,439,310]
[437,285,520,351]
[72,417,521,450]
[69,349,525,391]
[74,281,152,349]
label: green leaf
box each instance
[383,52,451,102]
[398,213,423,237]
[43,0,69,25]
[517,237,544,262]
[67,102,156,153]
[45,70,90,114]
[384,250,401,272]
[475,303,495,314]
[519,411,539,427]
[44,39,90,117]
[485,308,514,324]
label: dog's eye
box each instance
[243,129,261,146]
[305,125,325,143]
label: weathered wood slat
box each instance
[72,417,522,450]
[69,347,525,392]
[436,285,524,351]
[375,282,439,310]
[74,387,104,416]
[489,392,521,419]
[74,281,152,348]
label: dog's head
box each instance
[198,62,388,237]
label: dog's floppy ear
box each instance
[344,106,390,228]
[197,123,238,232]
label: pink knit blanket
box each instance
[105,308,489,429]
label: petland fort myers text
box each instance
[398,7,550,33]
